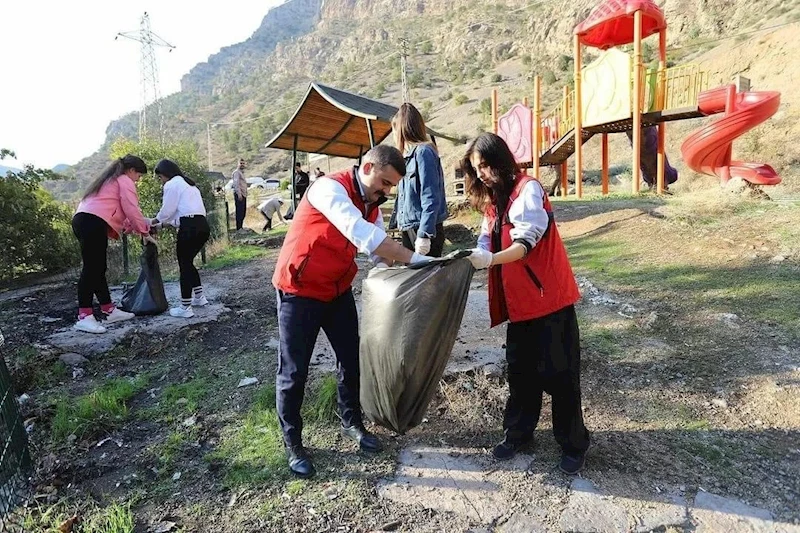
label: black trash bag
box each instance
[359,250,474,434]
[120,242,168,316]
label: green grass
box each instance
[566,236,800,336]
[52,376,149,442]
[21,500,134,533]
[204,245,269,270]
[161,375,214,417]
[207,375,339,487]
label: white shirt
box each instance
[155,176,207,227]
[258,197,284,218]
[305,168,387,265]
[477,180,550,251]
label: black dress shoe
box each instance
[287,445,315,478]
[341,424,382,453]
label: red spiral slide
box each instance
[680,84,782,186]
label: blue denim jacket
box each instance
[394,143,449,238]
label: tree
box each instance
[0,150,80,281]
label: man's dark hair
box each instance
[364,144,406,177]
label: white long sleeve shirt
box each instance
[477,180,550,252]
[305,169,388,265]
[155,176,207,227]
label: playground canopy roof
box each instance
[264,82,453,159]
[574,0,666,49]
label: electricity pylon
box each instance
[116,12,175,141]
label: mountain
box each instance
[63,0,800,200]
[51,164,71,173]
[0,164,22,177]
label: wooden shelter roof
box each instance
[264,82,454,158]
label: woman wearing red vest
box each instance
[462,133,590,474]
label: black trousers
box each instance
[276,288,361,447]
[260,211,273,231]
[177,216,210,299]
[401,222,446,258]
[72,212,111,309]
[503,305,590,455]
[234,196,246,230]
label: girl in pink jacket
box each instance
[72,155,154,334]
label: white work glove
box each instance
[410,252,432,265]
[415,236,431,255]
[467,248,493,270]
[374,262,390,269]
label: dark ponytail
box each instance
[83,154,147,200]
[154,159,196,187]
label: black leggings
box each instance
[177,216,210,299]
[72,212,111,309]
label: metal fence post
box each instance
[224,200,231,239]
[122,234,129,277]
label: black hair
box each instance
[154,159,196,186]
[363,144,406,177]
[83,154,147,200]
[460,132,519,213]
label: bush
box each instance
[0,150,80,282]
[521,54,532,66]
[542,70,557,84]
[279,179,290,191]
[454,94,469,105]
[491,73,503,83]
[556,54,573,72]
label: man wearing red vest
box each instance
[462,133,590,475]
[272,145,431,478]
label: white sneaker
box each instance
[169,306,195,318]
[104,308,135,324]
[73,316,106,334]
[191,295,209,307]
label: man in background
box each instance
[258,196,285,231]
[295,163,310,199]
[232,159,247,230]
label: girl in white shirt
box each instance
[151,159,210,318]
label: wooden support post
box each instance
[491,88,499,134]
[632,10,643,194]
[561,161,568,198]
[366,118,375,148]
[533,76,541,181]
[574,35,583,198]
[656,28,667,194]
[601,133,609,195]
[291,135,298,211]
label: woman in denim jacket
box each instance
[391,103,449,257]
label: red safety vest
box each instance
[486,174,580,326]
[272,167,382,302]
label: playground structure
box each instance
[493,0,782,197]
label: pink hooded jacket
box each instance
[75,176,150,239]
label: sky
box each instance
[0,1,284,170]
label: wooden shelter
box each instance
[264,82,457,208]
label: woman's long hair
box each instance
[460,133,519,214]
[154,159,196,186]
[391,102,435,155]
[82,154,147,200]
